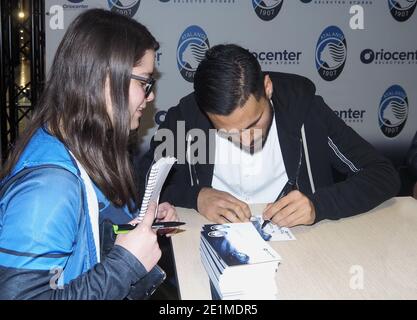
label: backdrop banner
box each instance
[45,0,417,166]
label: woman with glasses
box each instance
[0,9,176,299]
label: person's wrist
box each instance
[305,194,319,224]
[197,187,209,213]
[308,200,316,225]
[111,245,148,281]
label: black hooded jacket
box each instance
[138,72,400,222]
[406,131,417,178]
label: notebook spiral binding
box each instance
[138,165,159,220]
[135,157,177,223]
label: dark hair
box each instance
[1,9,159,211]
[193,44,265,116]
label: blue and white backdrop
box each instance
[45,0,417,166]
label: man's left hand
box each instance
[263,191,316,228]
[156,202,178,222]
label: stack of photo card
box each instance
[250,216,296,242]
[200,222,281,300]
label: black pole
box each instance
[0,0,45,164]
[7,0,17,148]
[0,0,11,163]
[31,0,45,108]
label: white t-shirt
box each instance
[211,114,288,203]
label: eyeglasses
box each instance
[131,74,155,98]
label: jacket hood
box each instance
[268,72,316,137]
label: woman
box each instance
[0,9,177,299]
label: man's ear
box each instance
[264,75,273,99]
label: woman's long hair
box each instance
[1,9,159,211]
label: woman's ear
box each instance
[264,75,273,99]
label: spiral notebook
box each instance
[136,157,177,221]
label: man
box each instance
[406,131,417,199]
[138,44,400,227]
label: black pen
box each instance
[262,139,303,230]
[113,221,185,234]
[261,181,298,230]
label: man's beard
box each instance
[240,110,274,155]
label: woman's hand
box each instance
[115,202,161,272]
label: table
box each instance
[170,197,417,299]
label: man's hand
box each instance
[155,202,179,237]
[197,187,251,223]
[263,190,316,228]
[156,202,178,222]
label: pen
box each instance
[260,219,271,230]
[262,139,303,230]
[113,221,186,234]
[261,181,298,230]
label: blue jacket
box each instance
[0,128,148,299]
